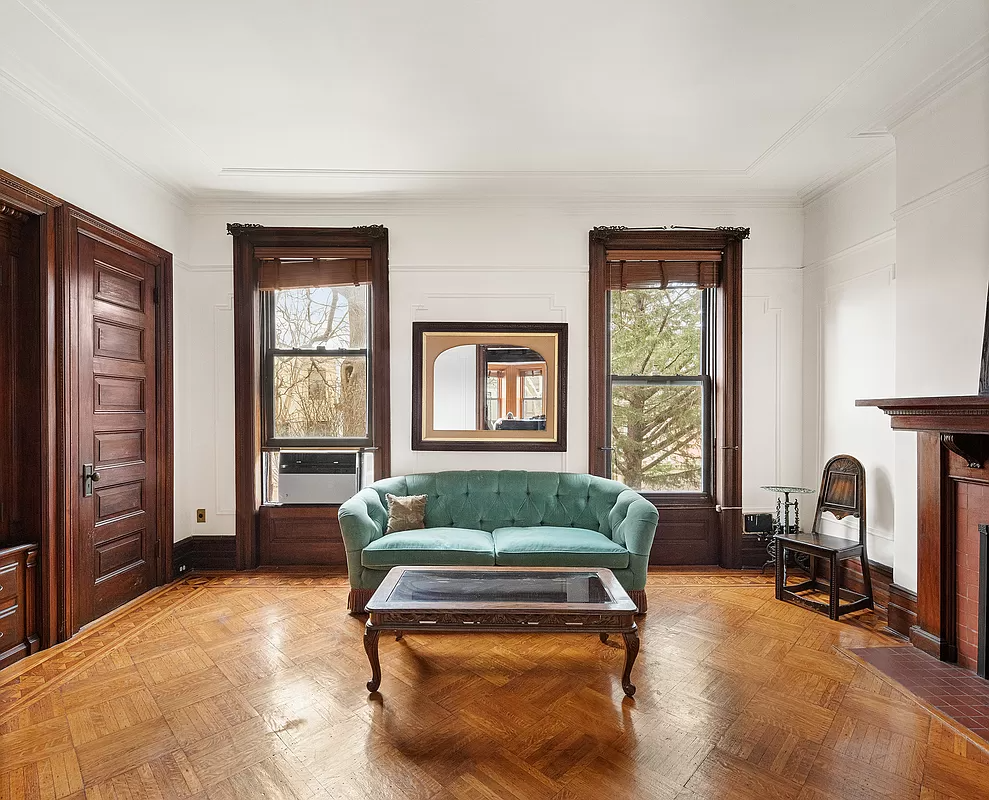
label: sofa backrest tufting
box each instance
[367,470,632,535]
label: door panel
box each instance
[76,232,158,627]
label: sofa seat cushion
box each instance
[492,526,629,568]
[362,527,495,568]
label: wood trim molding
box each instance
[588,227,747,567]
[0,170,60,649]
[228,225,391,570]
[887,582,919,639]
[172,535,236,576]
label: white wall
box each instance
[889,66,989,592]
[800,65,989,590]
[177,202,805,540]
[802,157,898,566]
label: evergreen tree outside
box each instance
[609,287,704,492]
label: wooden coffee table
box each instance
[362,566,641,696]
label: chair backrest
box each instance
[812,454,867,545]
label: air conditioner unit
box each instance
[277,451,359,505]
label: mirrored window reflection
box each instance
[431,344,548,431]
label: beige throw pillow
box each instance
[385,493,428,534]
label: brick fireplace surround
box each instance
[859,396,989,678]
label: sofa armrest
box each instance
[338,488,387,552]
[608,489,659,557]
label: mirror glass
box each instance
[432,344,548,431]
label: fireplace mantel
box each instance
[857,395,989,433]
[859,394,989,673]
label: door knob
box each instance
[83,464,101,497]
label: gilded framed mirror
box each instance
[412,322,568,451]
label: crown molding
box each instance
[748,0,952,175]
[876,31,989,135]
[17,0,218,174]
[0,65,192,208]
[188,192,801,216]
[799,149,896,207]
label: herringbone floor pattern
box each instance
[2,569,988,799]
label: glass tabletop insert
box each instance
[386,570,613,606]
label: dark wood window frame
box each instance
[589,226,748,567]
[229,224,391,570]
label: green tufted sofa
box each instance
[338,470,659,614]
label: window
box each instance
[263,282,371,444]
[485,369,505,429]
[229,224,391,566]
[609,286,709,492]
[588,226,746,567]
[520,368,544,420]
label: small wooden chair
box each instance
[775,454,874,620]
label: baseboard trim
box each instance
[887,583,919,639]
[173,535,236,577]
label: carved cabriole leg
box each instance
[621,628,639,697]
[395,631,403,641]
[600,632,609,643]
[364,625,381,692]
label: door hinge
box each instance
[152,286,160,305]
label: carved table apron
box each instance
[363,606,640,697]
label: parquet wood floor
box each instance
[2,569,989,799]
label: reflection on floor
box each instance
[1,569,988,799]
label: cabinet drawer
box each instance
[0,605,23,651]
[0,563,18,606]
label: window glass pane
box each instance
[611,384,702,492]
[610,288,702,376]
[274,285,369,350]
[523,373,543,399]
[273,355,367,438]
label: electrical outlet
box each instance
[178,564,187,572]
[196,508,206,523]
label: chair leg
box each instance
[829,553,841,620]
[775,539,785,601]
[809,554,818,589]
[860,553,875,610]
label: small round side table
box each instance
[759,485,815,573]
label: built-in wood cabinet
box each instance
[259,505,346,566]
[0,543,39,669]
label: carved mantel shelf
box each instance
[858,396,989,469]
[858,394,989,665]
[856,395,989,433]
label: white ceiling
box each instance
[1,0,987,203]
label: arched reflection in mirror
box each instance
[433,344,548,431]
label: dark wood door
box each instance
[74,227,159,627]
